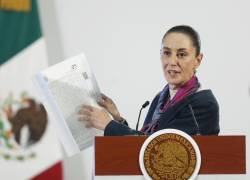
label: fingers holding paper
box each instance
[77,105,112,130]
[97,93,121,120]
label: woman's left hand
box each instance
[77,105,112,130]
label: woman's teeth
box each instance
[168,70,179,75]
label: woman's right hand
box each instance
[98,93,121,120]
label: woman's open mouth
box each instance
[167,70,180,76]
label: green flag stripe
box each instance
[0,0,41,65]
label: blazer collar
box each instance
[157,89,212,127]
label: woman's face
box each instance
[161,32,203,89]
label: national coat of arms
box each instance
[0,92,47,161]
[139,129,201,180]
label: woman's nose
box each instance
[168,55,178,65]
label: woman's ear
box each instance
[195,53,203,69]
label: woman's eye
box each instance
[163,51,171,56]
[177,52,187,58]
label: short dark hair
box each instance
[162,25,201,56]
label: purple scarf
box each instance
[141,76,200,134]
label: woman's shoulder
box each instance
[191,89,217,99]
[188,89,219,108]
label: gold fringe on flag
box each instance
[0,0,31,12]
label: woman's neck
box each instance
[169,85,179,100]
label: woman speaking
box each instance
[78,25,220,136]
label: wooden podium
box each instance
[95,136,246,176]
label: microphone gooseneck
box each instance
[188,104,200,135]
[136,101,150,131]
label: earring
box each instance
[194,69,197,74]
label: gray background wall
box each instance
[38,0,250,179]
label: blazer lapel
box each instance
[157,95,192,128]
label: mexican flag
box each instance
[0,0,63,179]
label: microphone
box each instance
[136,101,150,131]
[188,104,200,135]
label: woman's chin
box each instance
[165,77,181,86]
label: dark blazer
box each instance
[104,90,220,136]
